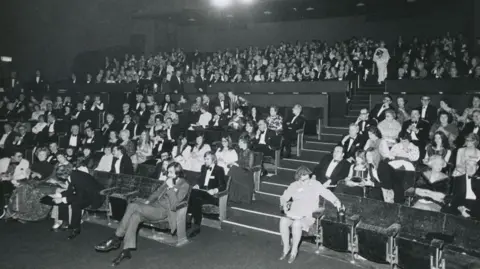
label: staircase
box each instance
[222,135,339,238]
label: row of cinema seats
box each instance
[308,192,480,269]
[83,170,232,247]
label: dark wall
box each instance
[0,0,147,80]
[174,8,470,52]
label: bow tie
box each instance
[72,135,77,137]
[10,162,19,165]
[157,141,163,145]
[412,121,418,124]
[208,167,213,171]
[260,131,265,134]
[332,160,339,164]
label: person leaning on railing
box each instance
[279,166,342,264]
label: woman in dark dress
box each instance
[228,136,255,204]
[411,155,450,212]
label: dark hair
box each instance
[470,94,480,107]
[367,125,382,139]
[239,135,251,148]
[220,135,234,150]
[114,145,127,156]
[432,131,450,150]
[398,132,412,142]
[167,162,185,182]
[437,110,453,124]
[192,133,206,152]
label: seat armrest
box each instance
[122,190,139,198]
[405,187,415,197]
[431,239,445,249]
[386,223,401,237]
[173,201,189,212]
[214,190,228,198]
[349,214,360,225]
[296,129,304,134]
[312,208,325,219]
[100,187,119,196]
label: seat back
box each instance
[324,193,362,219]
[93,170,117,189]
[137,177,163,199]
[137,164,156,177]
[444,214,480,251]
[115,173,138,193]
[398,205,446,237]
[357,197,401,227]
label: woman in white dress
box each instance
[373,41,390,84]
[215,135,238,174]
[183,134,211,172]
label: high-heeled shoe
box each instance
[279,249,290,261]
[112,250,131,266]
[287,252,298,264]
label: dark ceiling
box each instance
[132,0,466,26]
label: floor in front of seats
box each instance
[0,220,364,269]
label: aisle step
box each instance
[316,133,344,142]
[296,149,328,161]
[280,158,317,170]
[303,141,337,151]
[227,200,281,232]
[321,126,348,135]
[254,190,281,204]
[260,174,291,195]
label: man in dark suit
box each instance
[456,110,480,147]
[369,95,394,122]
[94,162,190,266]
[449,160,480,220]
[101,113,120,139]
[313,145,351,189]
[30,69,47,95]
[12,124,33,152]
[132,94,144,112]
[42,170,105,239]
[188,152,226,236]
[209,106,228,129]
[282,104,305,158]
[164,118,179,143]
[61,125,82,150]
[169,70,184,94]
[0,123,17,157]
[252,120,276,157]
[136,103,150,126]
[120,114,136,139]
[339,124,365,162]
[43,114,59,143]
[194,68,208,93]
[401,109,429,159]
[150,131,174,162]
[84,73,94,85]
[416,95,437,125]
[72,102,91,127]
[212,92,230,115]
[83,127,103,152]
[356,108,378,138]
[111,145,133,175]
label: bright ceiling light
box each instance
[239,0,254,4]
[211,0,232,8]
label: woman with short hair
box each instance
[279,166,342,263]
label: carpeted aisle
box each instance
[0,221,359,269]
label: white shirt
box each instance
[123,123,128,130]
[155,141,163,153]
[114,156,122,174]
[213,115,220,126]
[325,159,339,178]
[290,115,298,124]
[32,122,47,134]
[220,100,225,110]
[421,106,427,119]
[410,122,419,141]
[474,126,479,134]
[48,122,55,133]
[87,137,93,144]
[95,154,113,172]
[377,105,388,117]
[466,176,477,200]
[0,132,9,146]
[204,165,215,187]
[198,112,213,127]
[69,135,78,147]
[166,127,172,140]
[258,130,267,145]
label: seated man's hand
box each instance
[193,184,200,190]
[458,206,471,218]
[207,188,218,196]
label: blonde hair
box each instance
[294,166,311,181]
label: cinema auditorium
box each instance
[1,0,480,268]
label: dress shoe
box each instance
[188,224,201,238]
[0,208,5,219]
[67,228,81,240]
[95,238,121,252]
[112,250,131,267]
[51,222,69,232]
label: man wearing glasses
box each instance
[416,95,437,125]
[369,95,394,123]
